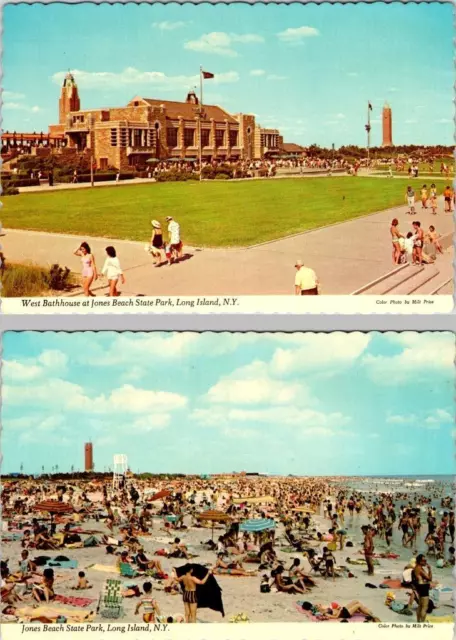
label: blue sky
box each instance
[2,3,452,146]
[2,332,454,476]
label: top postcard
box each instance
[1,2,453,314]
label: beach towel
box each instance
[54,595,96,608]
[381,580,404,590]
[176,564,224,617]
[212,569,257,577]
[119,563,140,578]
[88,564,119,574]
[46,560,78,570]
[83,536,100,548]
[427,615,453,623]
[357,551,400,559]
[347,558,380,566]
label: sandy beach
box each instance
[2,478,453,625]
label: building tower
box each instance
[59,72,81,125]
[84,442,93,472]
[382,102,393,147]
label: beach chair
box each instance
[98,579,124,619]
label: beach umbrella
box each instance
[146,158,160,164]
[196,510,232,540]
[239,518,275,533]
[175,563,224,617]
[33,500,73,524]
[148,490,171,502]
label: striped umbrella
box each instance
[239,518,275,533]
[33,500,73,523]
[196,510,232,540]
[148,490,171,502]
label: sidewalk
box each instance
[3,198,453,296]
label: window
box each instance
[110,129,118,147]
[99,158,108,170]
[119,129,128,147]
[201,129,210,147]
[167,127,178,147]
[133,129,142,147]
[184,128,195,147]
[215,129,225,147]
[229,130,238,147]
[72,115,85,124]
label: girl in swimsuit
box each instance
[135,582,161,623]
[74,242,97,297]
[149,220,164,266]
[390,219,403,264]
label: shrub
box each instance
[214,173,230,180]
[49,264,71,290]
[156,170,198,182]
[5,177,40,187]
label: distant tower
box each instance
[84,442,93,472]
[382,102,393,147]
[59,72,81,125]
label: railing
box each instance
[65,122,89,133]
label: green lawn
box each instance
[1,176,448,247]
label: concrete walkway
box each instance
[3,198,453,296]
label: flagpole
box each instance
[199,66,203,181]
[367,101,371,162]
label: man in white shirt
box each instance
[294,259,319,295]
[166,216,182,264]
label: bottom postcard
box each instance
[1,331,454,639]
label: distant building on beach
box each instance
[2,72,305,170]
[84,442,93,472]
[382,102,393,147]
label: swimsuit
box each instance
[81,255,93,278]
[183,590,197,604]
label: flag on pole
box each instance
[202,70,214,80]
[368,102,373,111]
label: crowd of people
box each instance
[1,475,453,624]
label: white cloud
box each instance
[336,113,346,119]
[250,69,266,77]
[132,414,171,431]
[153,21,189,30]
[184,32,264,57]
[270,333,370,377]
[52,68,239,91]
[424,409,453,429]
[435,118,452,124]
[363,333,453,385]
[3,102,41,113]
[3,350,67,382]
[2,91,26,100]
[277,26,320,43]
[206,374,307,405]
[108,385,187,414]
[347,72,358,78]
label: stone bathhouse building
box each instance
[47,72,289,170]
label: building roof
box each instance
[128,97,238,124]
[282,142,306,153]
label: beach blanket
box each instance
[347,558,380,566]
[380,580,403,590]
[46,560,78,569]
[87,564,119,574]
[294,603,366,622]
[357,552,400,559]
[213,569,257,577]
[54,594,96,608]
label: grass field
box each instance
[2,176,449,247]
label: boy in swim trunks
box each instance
[406,187,416,215]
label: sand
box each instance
[3,505,453,624]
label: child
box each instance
[420,184,428,209]
[406,187,415,215]
[412,221,424,265]
[135,582,161,623]
[427,226,443,255]
[443,185,453,212]
[260,573,271,593]
[429,184,437,215]
[404,232,414,264]
[322,547,335,581]
[72,571,91,590]
[102,246,125,297]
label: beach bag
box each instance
[260,583,270,593]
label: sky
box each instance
[1,3,453,147]
[2,332,454,477]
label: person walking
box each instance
[74,242,97,297]
[362,525,375,576]
[294,260,319,295]
[102,246,125,297]
[166,216,182,265]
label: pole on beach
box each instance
[198,67,203,182]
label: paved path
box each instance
[3,198,453,296]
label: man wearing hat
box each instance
[294,260,319,295]
[166,216,182,265]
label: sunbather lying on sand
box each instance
[213,555,257,576]
[300,600,380,621]
[3,604,95,623]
